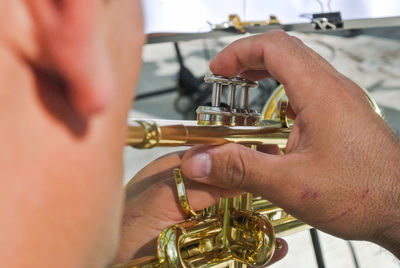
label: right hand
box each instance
[181,30,400,257]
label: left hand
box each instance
[112,151,287,265]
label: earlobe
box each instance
[25,0,116,117]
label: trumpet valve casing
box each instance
[122,74,310,268]
[198,74,260,127]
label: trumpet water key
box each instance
[118,74,381,268]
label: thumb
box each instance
[181,143,301,199]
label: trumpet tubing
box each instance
[127,119,289,149]
[117,74,380,268]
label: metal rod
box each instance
[127,119,289,149]
[228,84,237,108]
[174,42,184,66]
[240,86,249,109]
[347,241,360,268]
[211,83,222,107]
[310,229,325,268]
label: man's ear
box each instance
[26,0,115,117]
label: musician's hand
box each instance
[181,31,400,257]
[113,151,287,265]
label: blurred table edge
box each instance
[147,16,400,44]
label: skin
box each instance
[113,152,287,265]
[181,31,400,258]
[1,1,398,267]
[0,1,285,266]
[0,0,144,267]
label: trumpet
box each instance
[117,74,380,268]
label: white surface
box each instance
[142,0,400,33]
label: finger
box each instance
[289,35,368,102]
[125,150,239,206]
[209,30,348,113]
[127,177,238,224]
[118,167,240,262]
[126,150,240,201]
[256,144,282,155]
[267,238,288,266]
[239,70,271,81]
[181,144,306,207]
[285,103,296,120]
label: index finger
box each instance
[209,30,343,113]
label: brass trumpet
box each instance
[117,74,380,268]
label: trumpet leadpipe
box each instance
[127,119,290,149]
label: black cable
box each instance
[174,42,184,66]
[172,42,207,119]
[310,229,326,268]
[135,87,177,100]
[347,241,360,268]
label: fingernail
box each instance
[185,153,211,179]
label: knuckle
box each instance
[290,35,303,44]
[265,29,289,40]
[261,30,289,50]
[222,145,248,189]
